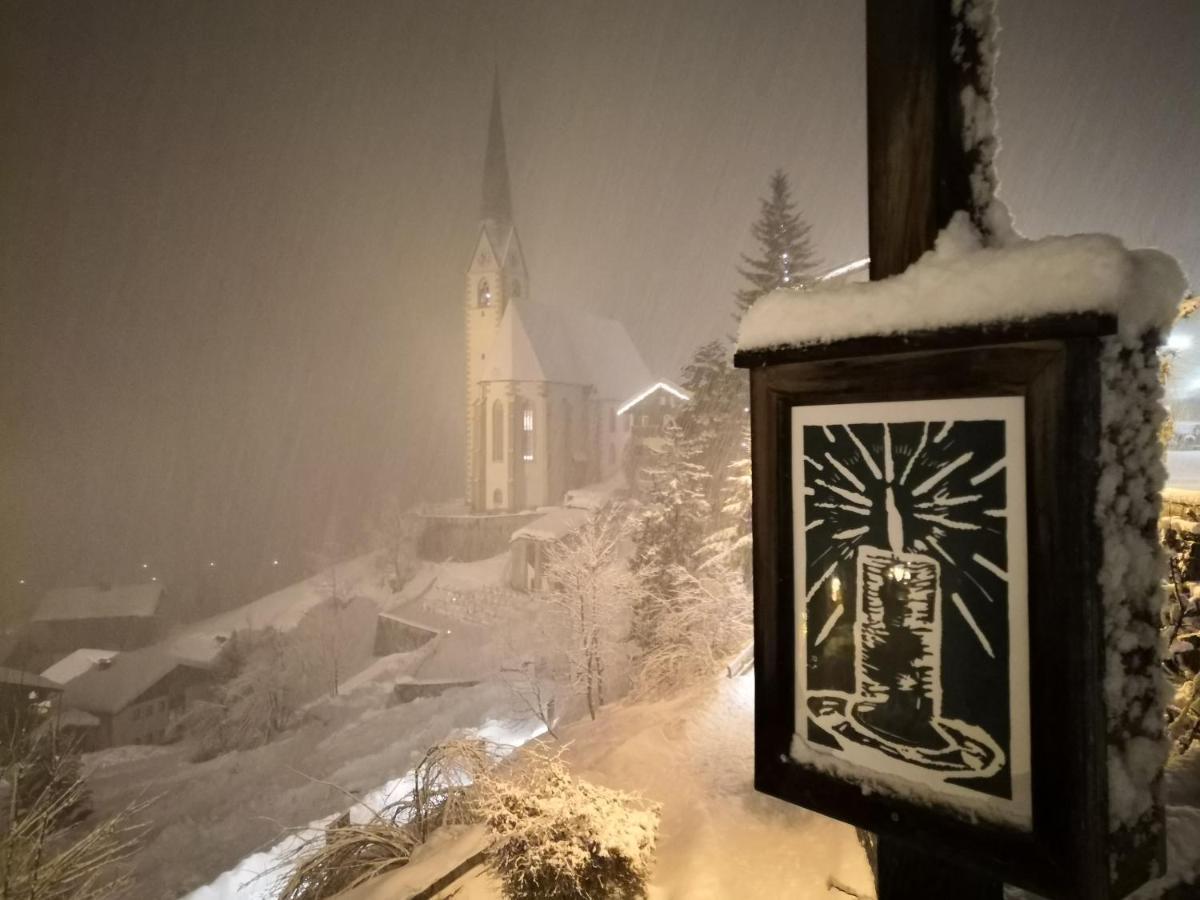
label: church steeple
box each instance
[482,69,513,228]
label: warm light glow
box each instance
[141,562,149,569]
[272,559,279,566]
[18,579,25,585]
[887,563,912,582]
[151,575,158,581]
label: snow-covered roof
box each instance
[485,299,653,401]
[737,216,1188,354]
[616,381,689,416]
[511,506,591,543]
[41,648,117,686]
[0,667,62,693]
[63,647,206,715]
[814,257,870,286]
[33,582,164,623]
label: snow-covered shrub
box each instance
[633,564,751,699]
[278,739,496,900]
[477,749,660,900]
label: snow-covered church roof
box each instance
[485,298,653,402]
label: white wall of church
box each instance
[479,381,633,512]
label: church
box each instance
[463,78,660,513]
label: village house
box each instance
[26,582,166,670]
[60,647,210,749]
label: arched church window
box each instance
[521,404,535,461]
[493,488,503,506]
[477,280,492,307]
[492,400,504,461]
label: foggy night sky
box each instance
[1,0,1196,610]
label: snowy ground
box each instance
[556,674,873,900]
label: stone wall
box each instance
[417,511,539,562]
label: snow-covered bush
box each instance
[278,739,496,900]
[633,564,751,699]
[477,749,660,900]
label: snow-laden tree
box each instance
[697,419,753,584]
[633,563,751,698]
[477,748,660,900]
[674,340,743,523]
[369,495,421,593]
[734,168,820,318]
[543,505,639,721]
[630,421,711,606]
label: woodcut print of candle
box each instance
[853,545,944,749]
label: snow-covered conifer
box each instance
[631,421,711,603]
[735,169,820,317]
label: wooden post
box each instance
[866,2,1002,896]
[866,0,976,280]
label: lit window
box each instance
[492,400,504,461]
[477,280,492,307]
[522,406,534,461]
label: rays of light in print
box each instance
[803,418,1010,674]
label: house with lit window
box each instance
[463,77,659,513]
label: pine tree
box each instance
[675,340,743,523]
[734,169,820,318]
[631,421,711,611]
[698,419,753,584]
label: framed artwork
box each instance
[790,397,1031,828]
[735,319,1136,898]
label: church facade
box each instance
[464,79,654,513]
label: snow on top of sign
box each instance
[737,214,1188,352]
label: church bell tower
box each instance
[465,72,527,509]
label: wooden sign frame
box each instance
[736,314,1124,899]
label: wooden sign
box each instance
[734,315,1163,900]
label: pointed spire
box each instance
[482,67,513,227]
